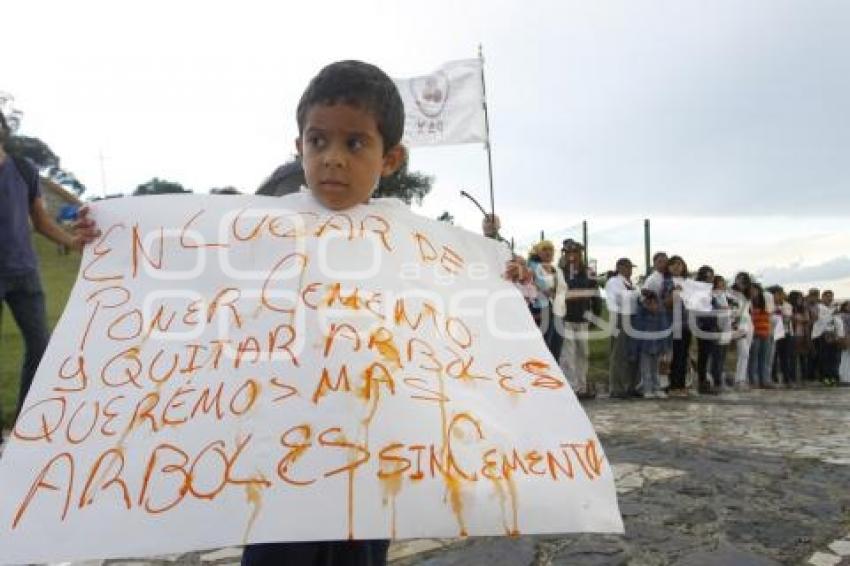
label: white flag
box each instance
[394,59,487,147]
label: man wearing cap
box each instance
[605,258,640,397]
[558,239,601,399]
[0,111,99,439]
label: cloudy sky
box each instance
[4,0,849,295]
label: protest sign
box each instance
[0,193,622,563]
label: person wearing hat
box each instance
[604,257,640,397]
[558,238,601,399]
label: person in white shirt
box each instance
[813,290,841,380]
[642,251,668,296]
[730,272,754,390]
[529,240,568,361]
[666,255,691,396]
[767,286,794,385]
[605,258,640,397]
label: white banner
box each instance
[394,59,487,147]
[0,194,621,564]
[673,278,713,313]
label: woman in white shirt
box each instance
[529,240,568,360]
[730,272,754,389]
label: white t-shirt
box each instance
[605,274,639,315]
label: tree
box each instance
[6,135,89,196]
[5,136,59,169]
[133,178,191,196]
[256,157,305,197]
[210,186,242,195]
[437,211,455,224]
[374,153,433,205]
[255,153,434,205]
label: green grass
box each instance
[1,235,80,421]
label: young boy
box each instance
[237,59,406,566]
[241,60,527,566]
[629,291,672,399]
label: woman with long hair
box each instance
[694,265,720,394]
[529,240,567,360]
[787,290,810,387]
[666,255,691,396]
[748,284,773,388]
[730,272,754,389]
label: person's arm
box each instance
[30,199,100,252]
[30,197,78,249]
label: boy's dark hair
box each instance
[296,60,404,153]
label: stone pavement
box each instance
[17,387,850,565]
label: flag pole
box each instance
[478,44,496,218]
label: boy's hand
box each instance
[482,214,501,238]
[71,206,102,252]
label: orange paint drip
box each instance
[347,463,355,540]
[505,472,520,537]
[380,473,403,539]
[445,472,468,537]
[242,480,264,544]
[488,476,511,535]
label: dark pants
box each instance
[772,337,794,384]
[0,271,50,428]
[793,336,810,383]
[807,339,821,380]
[818,339,840,380]
[609,314,638,396]
[539,303,563,362]
[697,339,727,388]
[710,344,727,387]
[696,338,712,387]
[242,540,391,566]
[669,330,692,390]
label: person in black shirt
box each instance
[558,239,601,399]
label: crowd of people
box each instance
[524,242,850,400]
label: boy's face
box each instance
[296,103,404,210]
